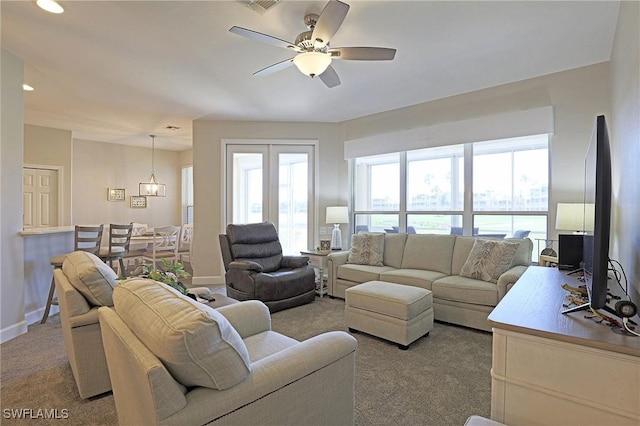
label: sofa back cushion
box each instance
[451,236,478,275]
[383,233,408,268]
[113,278,251,390]
[504,237,534,267]
[62,250,117,306]
[401,234,456,275]
[226,222,283,273]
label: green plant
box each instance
[129,258,191,295]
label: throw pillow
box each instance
[113,278,251,390]
[347,233,385,266]
[62,250,117,306]
[459,239,519,283]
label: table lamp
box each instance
[326,206,348,250]
[556,203,594,234]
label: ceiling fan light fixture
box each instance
[293,51,331,77]
[36,0,64,14]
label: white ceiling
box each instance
[1,1,620,151]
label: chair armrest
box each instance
[68,307,100,328]
[497,265,529,300]
[281,256,309,269]
[216,301,271,337]
[327,251,350,296]
[229,260,263,273]
[164,331,357,426]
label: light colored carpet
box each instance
[0,293,492,425]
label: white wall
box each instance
[71,138,182,228]
[610,0,640,304]
[1,49,26,343]
[345,62,611,239]
[192,121,345,282]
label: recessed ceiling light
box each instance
[36,0,64,14]
[23,84,35,91]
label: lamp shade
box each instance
[326,206,348,224]
[293,52,332,77]
[556,203,594,232]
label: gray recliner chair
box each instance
[219,222,316,312]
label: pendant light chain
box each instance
[150,134,156,175]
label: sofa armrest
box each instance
[216,300,271,337]
[166,331,358,425]
[496,265,529,300]
[327,251,350,296]
[281,255,309,269]
[229,260,263,273]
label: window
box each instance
[353,153,399,232]
[181,166,193,224]
[351,134,549,243]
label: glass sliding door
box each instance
[226,143,315,255]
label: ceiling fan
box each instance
[229,0,396,88]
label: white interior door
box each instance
[225,143,315,255]
[23,167,59,228]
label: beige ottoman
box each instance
[345,281,433,350]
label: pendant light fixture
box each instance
[139,134,166,197]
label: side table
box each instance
[300,249,334,298]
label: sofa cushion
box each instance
[459,239,519,283]
[383,233,408,268]
[504,237,534,267]
[337,264,396,283]
[113,278,251,390]
[379,269,447,291]
[401,234,456,275]
[432,275,499,306]
[347,233,385,266]
[62,251,117,306]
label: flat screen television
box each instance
[562,115,616,317]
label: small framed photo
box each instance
[130,195,147,208]
[107,188,126,201]
[320,240,331,251]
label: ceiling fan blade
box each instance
[253,58,295,77]
[318,65,341,88]
[311,0,350,49]
[329,47,397,61]
[229,26,302,52]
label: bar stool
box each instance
[41,225,104,324]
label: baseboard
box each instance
[0,319,29,344]
[25,306,58,325]
[192,275,225,286]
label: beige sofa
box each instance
[328,234,533,331]
[99,278,357,425]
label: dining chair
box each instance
[98,223,133,278]
[41,224,104,324]
[177,223,193,264]
[141,225,181,268]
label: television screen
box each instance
[582,115,612,310]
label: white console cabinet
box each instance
[488,267,640,425]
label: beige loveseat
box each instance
[328,234,533,331]
[99,279,357,425]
